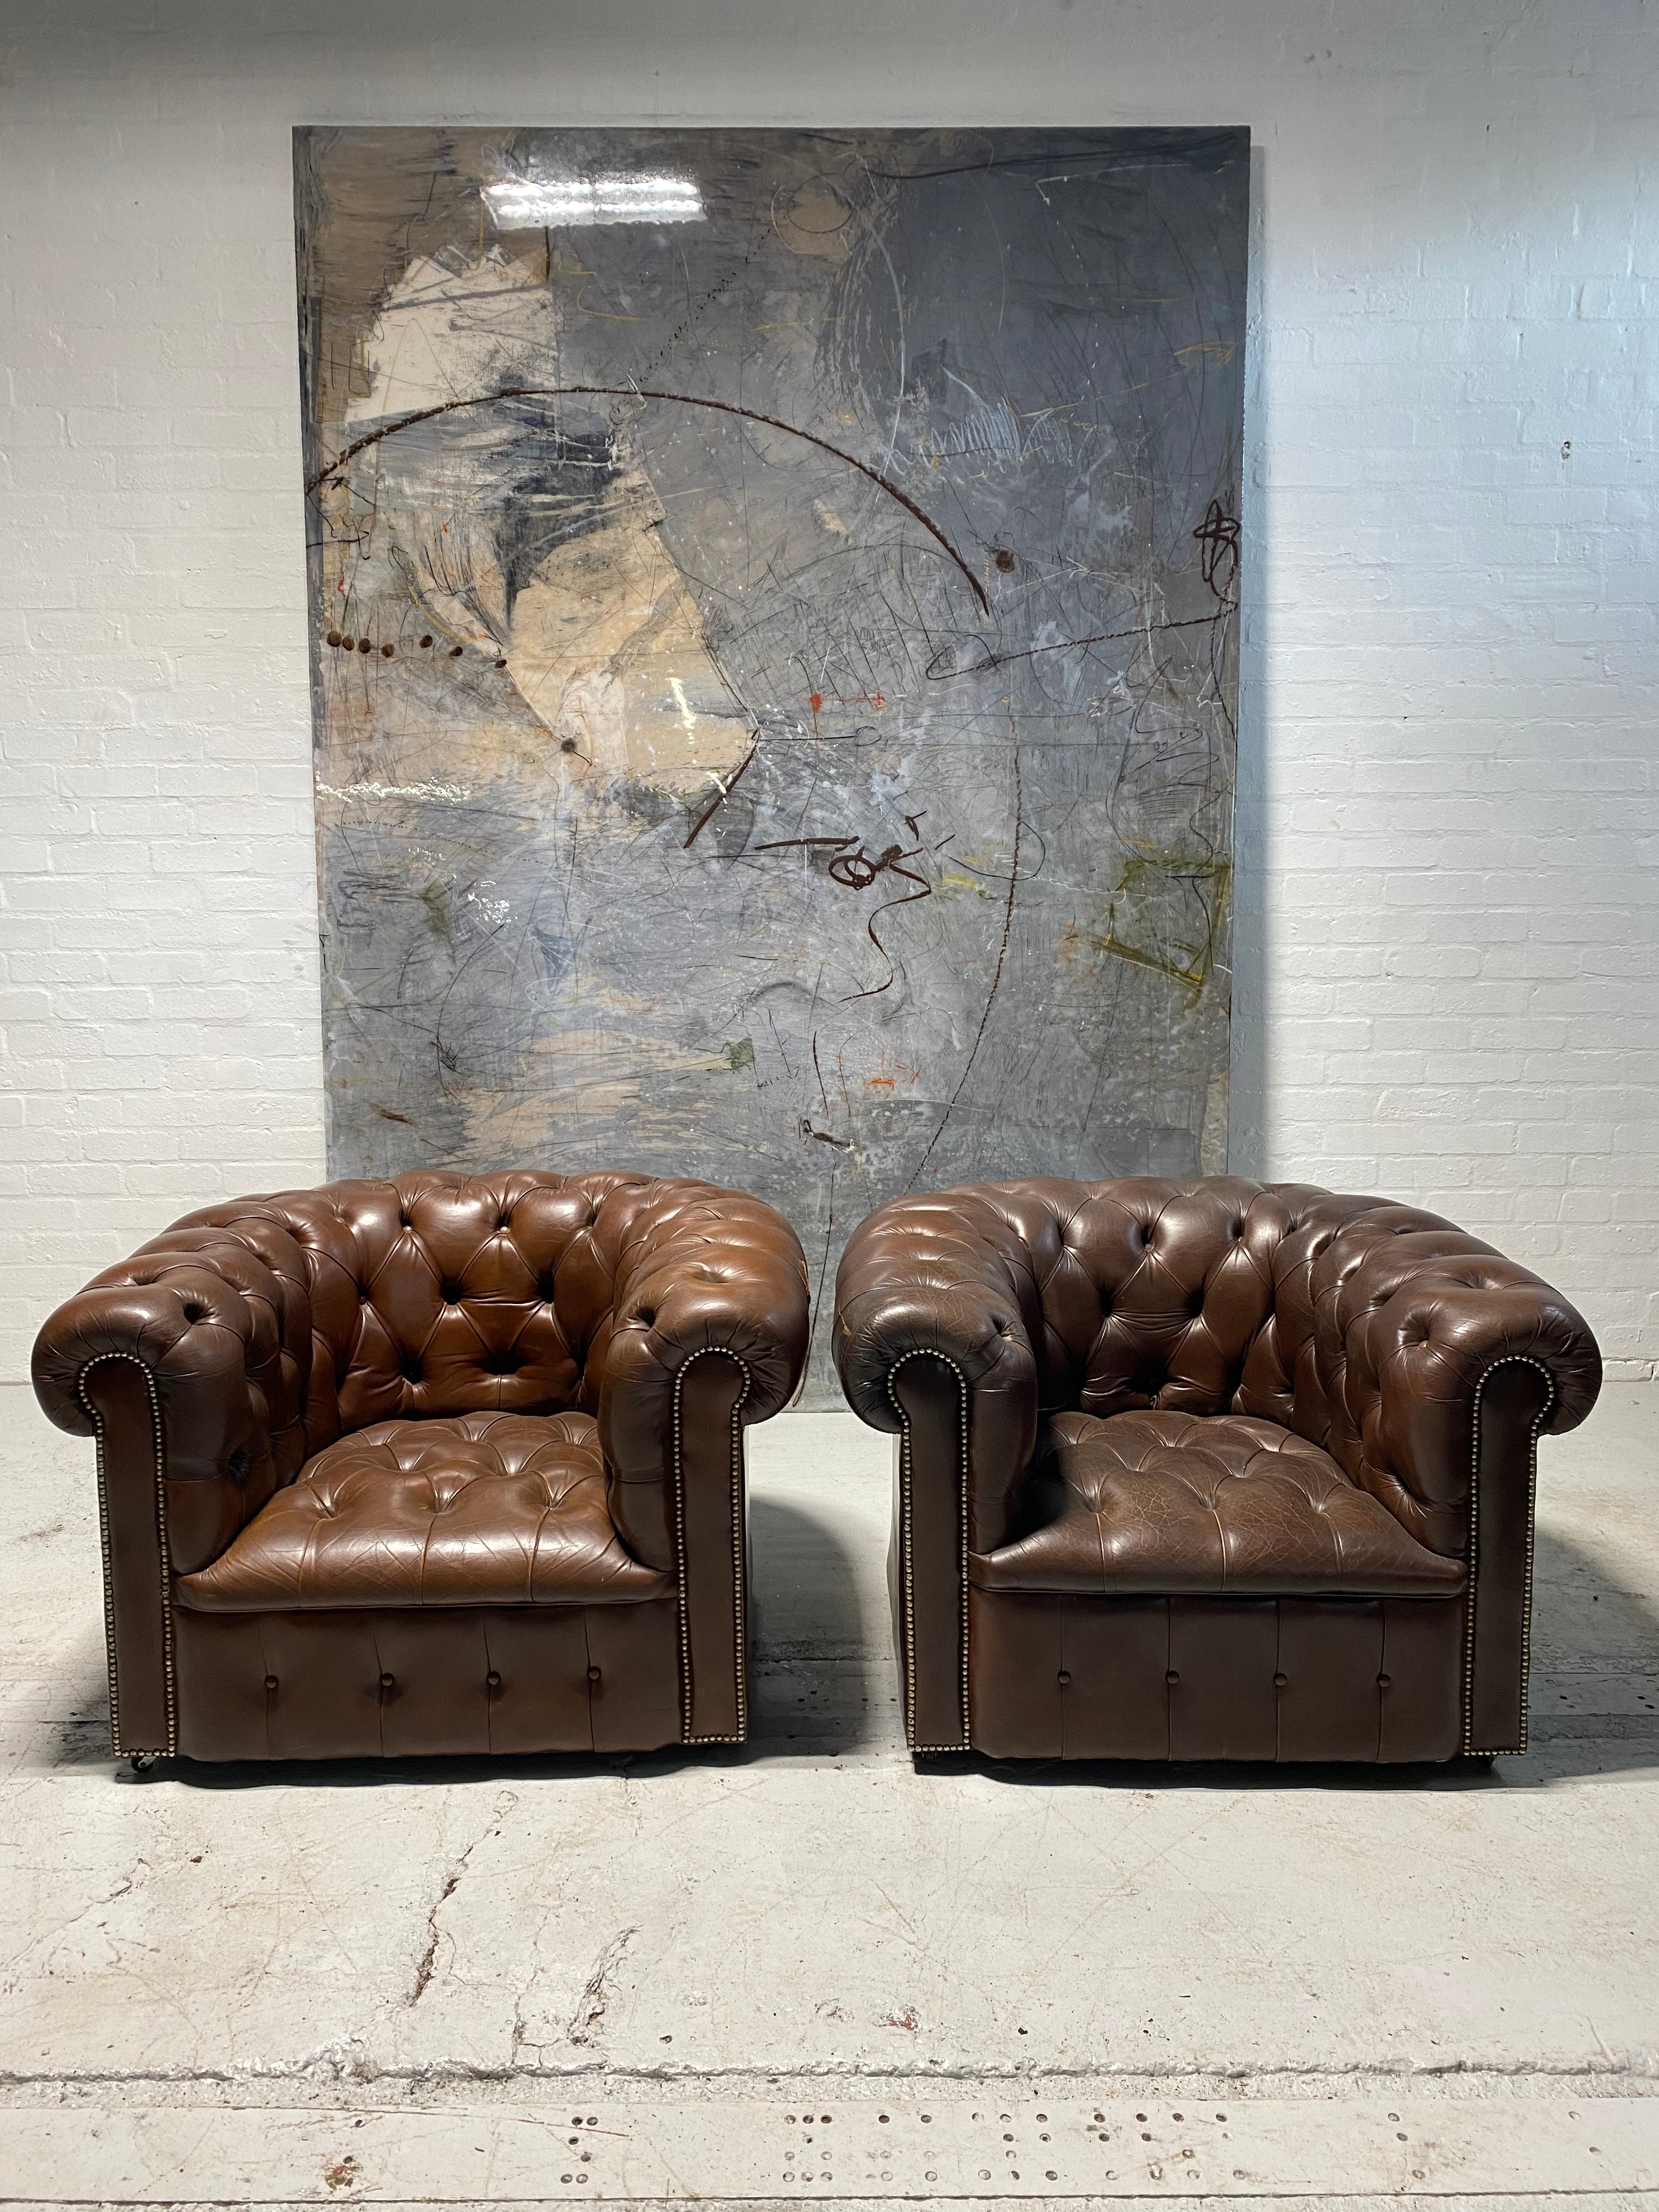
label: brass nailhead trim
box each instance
[1463,1353,1555,1758]
[887,1350,971,1754]
[76,1352,175,1760]
[672,1346,752,1746]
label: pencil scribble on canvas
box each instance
[295,126,1248,1400]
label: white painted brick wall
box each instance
[3,0,1655,1378]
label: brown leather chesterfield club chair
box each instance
[32,1171,808,1765]
[834,1178,1601,1764]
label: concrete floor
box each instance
[1,1379,1657,2207]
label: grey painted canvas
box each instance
[295,126,1248,1399]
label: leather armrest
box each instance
[1313,1220,1601,1556]
[596,1178,807,1746]
[31,1233,312,1757]
[832,1192,1041,1545]
[598,1180,809,1569]
[1310,1217,1601,1757]
[32,1240,306,1567]
[833,1192,1042,1752]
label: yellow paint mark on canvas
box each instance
[669,676,698,738]
[575,284,647,323]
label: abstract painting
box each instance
[295,126,1248,1398]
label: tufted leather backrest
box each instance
[938,1176,1348,1420]
[837,1173,1601,1574]
[902,1175,1606,1556]
[35,1168,808,1593]
[929,1171,1552,1442]
[161,1170,674,1467]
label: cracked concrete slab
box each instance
[1,1382,1656,2204]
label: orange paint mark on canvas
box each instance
[865,1047,919,1093]
[805,690,885,732]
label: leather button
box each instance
[1377,1672,1392,1689]
[1165,1668,1180,1685]
[486,1670,501,1689]
[264,1674,279,1692]
[379,1671,395,1689]
[1273,1672,1288,1689]
[1057,1670,1071,1686]
[586,1665,602,1683]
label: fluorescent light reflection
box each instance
[484,173,705,227]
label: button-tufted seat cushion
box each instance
[972,1409,1468,1598]
[177,1413,669,1612]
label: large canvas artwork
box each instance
[295,126,1248,1397]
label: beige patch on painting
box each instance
[772,179,854,266]
[344,249,560,424]
[506,462,749,791]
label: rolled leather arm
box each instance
[32,1238,306,1551]
[597,1178,808,1746]
[31,1230,312,1756]
[1307,1212,1602,1555]
[833,1190,1041,1541]
[833,1191,1043,1753]
[599,1179,809,1564]
[1305,1210,1601,1757]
